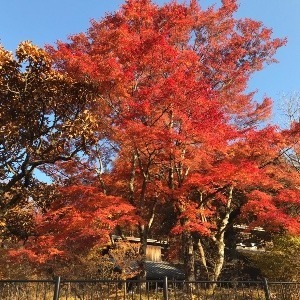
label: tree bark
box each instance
[183,232,195,281]
[212,185,233,281]
[196,237,209,280]
[138,224,148,280]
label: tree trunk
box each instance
[183,232,195,281]
[212,239,226,281]
[138,224,148,280]
[211,185,233,281]
[196,237,209,280]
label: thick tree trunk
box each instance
[212,239,226,281]
[183,232,195,281]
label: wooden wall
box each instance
[146,245,161,262]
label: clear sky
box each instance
[1,0,299,126]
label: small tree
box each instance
[8,184,135,278]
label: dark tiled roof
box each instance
[144,261,185,280]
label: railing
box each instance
[0,277,299,299]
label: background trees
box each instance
[1,0,299,281]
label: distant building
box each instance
[112,236,184,280]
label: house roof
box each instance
[144,261,185,280]
[111,235,168,245]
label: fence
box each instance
[0,277,299,300]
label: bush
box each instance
[247,235,300,281]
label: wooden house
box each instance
[111,236,184,280]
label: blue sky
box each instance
[1,0,299,126]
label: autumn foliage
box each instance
[0,41,100,241]
[1,0,300,281]
[7,184,135,277]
